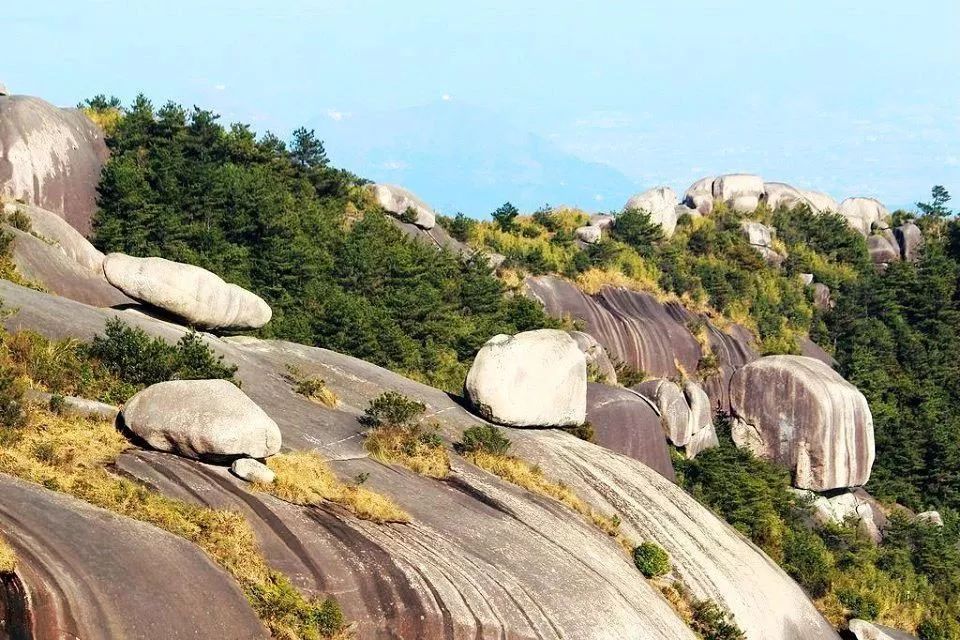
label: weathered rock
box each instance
[868,233,900,265]
[634,378,718,458]
[367,183,436,229]
[103,253,272,330]
[894,222,923,262]
[740,220,785,266]
[800,190,839,213]
[465,329,587,427]
[683,176,715,215]
[585,383,675,480]
[0,83,7,97]
[713,174,764,213]
[387,215,503,269]
[848,619,917,640]
[0,474,265,639]
[624,186,679,236]
[795,487,887,544]
[730,355,874,491]
[589,213,616,229]
[763,182,807,210]
[4,201,104,270]
[231,458,276,484]
[915,510,944,527]
[24,388,118,422]
[575,224,602,244]
[800,273,815,286]
[0,95,109,234]
[838,197,890,235]
[812,282,833,310]
[123,379,282,460]
[570,330,618,384]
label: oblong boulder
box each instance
[838,197,890,235]
[103,253,271,330]
[683,176,715,215]
[799,190,838,213]
[367,183,436,230]
[712,174,763,213]
[465,329,586,427]
[729,355,874,491]
[634,378,718,458]
[624,186,680,236]
[123,379,281,460]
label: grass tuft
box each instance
[0,535,15,574]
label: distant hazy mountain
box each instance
[316,101,639,217]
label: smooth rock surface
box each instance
[589,213,616,229]
[575,224,602,244]
[683,176,715,214]
[894,222,922,262]
[585,383,675,480]
[124,379,282,460]
[848,619,917,640]
[763,182,807,210]
[713,174,764,212]
[915,510,944,527]
[838,197,890,235]
[0,95,108,234]
[730,355,875,491]
[634,378,718,457]
[812,282,833,310]
[103,253,272,329]
[24,388,119,422]
[624,186,680,236]
[4,201,104,270]
[868,233,901,265]
[571,330,618,384]
[465,329,586,427]
[231,458,276,484]
[368,183,436,229]
[800,190,839,213]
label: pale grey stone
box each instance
[367,183,436,229]
[231,458,276,484]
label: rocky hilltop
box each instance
[0,88,953,640]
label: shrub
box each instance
[48,393,67,416]
[0,369,27,429]
[612,208,664,256]
[399,207,419,224]
[285,365,338,407]
[561,421,595,442]
[633,541,671,578]
[0,536,15,574]
[456,425,511,456]
[364,421,449,478]
[5,208,32,232]
[361,391,426,428]
[614,361,646,387]
[690,599,746,640]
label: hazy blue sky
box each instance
[5,0,959,214]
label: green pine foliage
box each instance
[90,96,556,392]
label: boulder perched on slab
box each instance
[103,253,272,330]
[123,379,282,461]
[713,174,764,213]
[624,187,680,236]
[465,329,586,427]
[838,197,890,235]
[367,183,436,229]
[729,355,875,491]
[0,95,109,234]
[634,378,718,458]
[683,176,715,215]
[231,458,276,484]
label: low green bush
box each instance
[361,391,426,428]
[456,425,511,456]
[633,541,670,578]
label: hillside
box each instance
[0,89,958,640]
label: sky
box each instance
[5,0,959,215]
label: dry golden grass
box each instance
[261,452,410,524]
[0,408,346,638]
[285,365,339,408]
[364,425,450,479]
[0,535,15,574]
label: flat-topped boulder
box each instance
[367,183,436,229]
[103,253,271,330]
[838,197,890,235]
[465,329,586,427]
[0,95,109,234]
[729,355,875,491]
[634,378,718,458]
[624,186,680,236]
[123,379,281,461]
[713,174,764,212]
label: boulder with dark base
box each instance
[729,355,875,491]
[103,253,272,330]
[0,95,109,234]
[123,379,282,461]
[894,222,923,262]
[465,329,586,427]
[367,183,436,229]
[838,197,890,236]
[683,176,715,214]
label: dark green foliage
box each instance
[437,212,475,242]
[560,421,595,442]
[399,207,419,224]
[491,202,519,231]
[87,318,238,387]
[612,208,664,255]
[4,208,32,232]
[917,186,952,218]
[92,97,554,392]
[614,361,645,387]
[689,599,746,640]
[0,369,27,429]
[48,393,67,416]
[78,94,122,111]
[361,391,426,428]
[456,425,511,456]
[632,541,670,578]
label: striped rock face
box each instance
[729,355,875,491]
[0,95,108,234]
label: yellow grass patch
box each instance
[0,535,15,574]
[364,425,450,479]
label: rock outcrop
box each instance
[683,176,715,215]
[367,183,436,230]
[231,458,276,484]
[868,232,901,266]
[585,383,675,480]
[465,329,587,427]
[387,215,504,269]
[848,619,917,640]
[740,220,785,266]
[0,95,109,234]
[589,213,615,230]
[103,253,272,330]
[729,355,875,491]
[895,222,923,262]
[575,224,602,244]
[915,510,944,527]
[763,182,807,210]
[800,190,839,213]
[634,378,718,458]
[624,187,680,236]
[713,174,764,213]
[123,379,282,461]
[570,330,618,384]
[794,487,887,544]
[838,197,890,235]
[812,282,833,310]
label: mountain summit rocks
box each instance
[465,329,587,427]
[729,355,875,491]
[103,253,272,330]
[367,183,437,229]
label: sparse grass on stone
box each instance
[0,535,16,574]
[261,451,411,524]
[285,365,339,408]
[364,424,450,479]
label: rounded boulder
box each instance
[729,355,875,491]
[103,253,272,330]
[367,183,436,229]
[838,197,890,235]
[624,186,680,236]
[123,379,281,461]
[465,329,586,427]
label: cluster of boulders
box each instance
[123,379,280,483]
